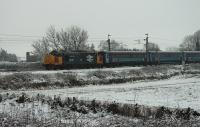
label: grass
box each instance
[0,93,200,127]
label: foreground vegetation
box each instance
[1,64,200,90]
[0,93,200,127]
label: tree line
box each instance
[0,48,18,62]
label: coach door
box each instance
[97,52,104,64]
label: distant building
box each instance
[26,52,39,62]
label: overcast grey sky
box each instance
[0,0,200,58]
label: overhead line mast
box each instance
[107,34,111,51]
[144,33,149,65]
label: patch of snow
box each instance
[4,74,200,112]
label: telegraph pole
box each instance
[196,36,200,51]
[144,33,149,65]
[107,34,111,51]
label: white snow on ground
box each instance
[0,66,142,76]
[0,72,14,76]
[5,74,200,112]
[31,66,143,73]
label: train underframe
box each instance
[43,60,196,70]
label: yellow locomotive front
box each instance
[43,54,63,69]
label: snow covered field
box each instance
[3,74,200,112]
[1,64,200,126]
[0,65,183,90]
[1,64,200,111]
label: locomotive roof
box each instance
[49,50,96,55]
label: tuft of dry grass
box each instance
[1,93,200,127]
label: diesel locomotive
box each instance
[43,50,200,69]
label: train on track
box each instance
[42,50,200,69]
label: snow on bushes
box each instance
[1,64,200,90]
[0,65,192,90]
[0,93,200,127]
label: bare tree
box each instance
[179,35,195,51]
[32,37,50,60]
[68,26,88,51]
[56,26,89,51]
[194,30,200,51]
[46,25,61,51]
[90,43,95,51]
[179,30,200,51]
[32,25,90,60]
[144,42,160,51]
[57,29,71,51]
